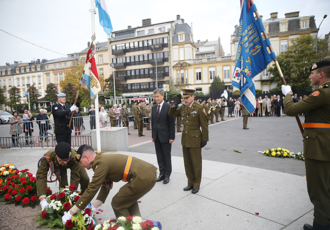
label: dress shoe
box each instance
[156,174,165,182]
[303,224,312,230]
[163,176,170,184]
[183,186,193,191]
[128,133,131,135]
[138,135,145,137]
[243,127,249,130]
[177,130,182,132]
[192,188,199,194]
[216,121,220,122]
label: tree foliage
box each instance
[269,35,330,92]
[167,87,181,98]
[210,76,225,92]
[0,88,7,108]
[27,84,40,110]
[7,86,21,111]
[104,74,123,97]
[45,83,58,103]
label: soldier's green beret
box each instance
[55,142,72,159]
[310,60,330,71]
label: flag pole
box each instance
[250,0,304,135]
[90,0,102,153]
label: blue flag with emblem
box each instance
[232,0,277,114]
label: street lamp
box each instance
[316,14,327,54]
[26,84,31,111]
[110,63,116,106]
[149,43,158,89]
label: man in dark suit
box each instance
[152,88,175,184]
[274,95,283,117]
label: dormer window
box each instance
[21,67,24,73]
[300,17,309,29]
[16,68,19,73]
[280,20,288,32]
[178,32,185,42]
[31,66,35,71]
[8,70,11,75]
[26,67,29,72]
[37,65,40,71]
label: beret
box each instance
[55,142,72,159]
[57,93,66,97]
[75,144,87,162]
[310,61,330,71]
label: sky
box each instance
[0,0,329,65]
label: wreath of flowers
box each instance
[35,184,96,230]
[293,151,305,161]
[94,216,162,230]
[0,164,19,183]
[263,148,292,158]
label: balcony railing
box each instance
[150,58,164,65]
[149,44,164,51]
[114,63,127,69]
[112,49,126,55]
[150,73,164,79]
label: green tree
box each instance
[62,82,76,104]
[45,83,58,104]
[0,88,7,109]
[167,87,180,98]
[210,76,225,92]
[104,74,123,97]
[7,86,21,111]
[233,90,240,96]
[194,91,205,97]
[27,84,40,110]
[269,35,330,92]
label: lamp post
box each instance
[26,84,31,111]
[110,63,116,106]
[316,14,327,54]
[149,43,158,89]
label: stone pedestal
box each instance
[91,127,129,151]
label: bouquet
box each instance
[0,168,48,208]
[263,148,292,158]
[35,184,96,230]
[293,151,305,161]
[94,216,162,230]
[0,164,19,183]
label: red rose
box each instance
[50,194,56,200]
[4,193,10,200]
[15,195,21,202]
[11,182,15,187]
[31,196,37,202]
[15,184,20,188]
[65,220,74,229]
[141,220,153,229]
[7,195,12,201]
[11,190,17,195]
[63,202,71,210]
[20,177,26,181]
[14,175,19,179]
[27,173,33,177]
[41,210,48,219]
[109,218,117,223]
[19,187,25,194]
[46,188,52,194]
[22,197,29,205]
[21,180,27,185]
[30,177,36,182]
[8,188,12,194]
[109,225,118,230]
[83,208,91,216]
[57,192,65,200]
[86,226,95,230]
[69,184,76,192]
[26,186,32,192]
[3,185,8,191]
[74,196,80,202]
[126,216,134,222]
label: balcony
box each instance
[149,44,164,51]
[150,73,164,79]
[150,58,164,65]
[112,49,126,55]
[114,63,127,69]
[261,75,270,80]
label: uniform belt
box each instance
[302,123,330,129]
[122,155,133,182]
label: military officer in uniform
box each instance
[145,103,151,130]
[37,142,89,210]
[108,106,117,127]
[134,102,144,137]
[168,89,208,194]
[120,103,130,135]
[52,93,77,145]
[282,61,330,230]
[220,97,226,121]
[132,102,138,129]
[62,145,156,223]
[215,98,221,122]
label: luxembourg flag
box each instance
[80,47,101,103]
[95,0,113,35]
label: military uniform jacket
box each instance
[52,102,72,134]
[134,107,143,121]
[120,108,128,121]
[284,81,330,161]
[75,153,157,210]
[169,101,208,148]
[242,106,250,115]
[108,110,117,121]
[141,105,148,117]
[36,149,81,197]
[132,105,136,117]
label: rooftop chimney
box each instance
[128,25,132,29]
[88,41,90,48]
[142,18,151,26]
[177,15,181,20]
[270,12,278,19]
[285,11,300,18]
[181,18,184,23]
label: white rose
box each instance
[9,166,15,169]
[103,222,110,230]
[3,171,9,176]
[0,167,5,171]
[151,227,160,230]
[95,224,102,230]
[117,216,126,222]
[111,222,117,227]
[117,227,125,230]
[132,216,143,224]
[132,224,142,230]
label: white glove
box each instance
[62,211,72,225]
[281,85,293,95]
[40,199,48,210]
[91,204,98,213]
[70,105,77,112]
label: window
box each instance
[136,69,139,75]
[59,63,62,67]
[3,80,6,87]
[38,76,41,84]
[0,81,2,88]
[55,74,58,82]
[130,42,134,48]
[145,68,149,74]
[9,79,11,86]
[224,66,230,82]
[262,84,269,93]
[64,63,67,67]
[148,54,153,60]
[46,65,48,70]
[131,69,135,76]
[140,69,144,75]
[150,82,153,89]
[281,40,287,53]
[17,78,20,86]
[126,43,130,49]
[21,67,24,73]
[195,68,201,83]
[144,54,148,61]
[99,55,103,64]
[22,78,25,86]
[137,30,145,36]
[181,70,184,84]
[262,68,269,79]
[209,67,215,82]
[148,39,152,46]
[141,83,148,89]
[54,64,57,68]
[164,52,168,58]
[100,68,104,75]
[16,69,19,73]
[26,67,29,72]
[159,27,165,32]
[164,37,168,44]
[165,67,169,73]
[47,75,50,83]
[179,34,184,41]
[60,73,63,81]
[148,29,154,34]
[180,48,184,60]
[134,42,138,48]
[8,70,11,75]
[127,70,130,76]
[32,77,36,85]
[281,23,287,32]
[196,88,202,92]
[37,65,40,71]
[117,44,125,50]
[38,89,42,95]
[139,41,143,47]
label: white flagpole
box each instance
[90,0,102,153]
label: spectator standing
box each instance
[99,106,108,127]
[88,105,96,130]
[108,106,117,127]
[234,98,241,117]
[23,110,34,144]
[73,107,83,135]
[258,97,263,116]
[271,95,276,116]
[274,95,283,117]
[113,104,120,126]
[37,109,48,142]
[9,111,21,146]
[262,95,271,117]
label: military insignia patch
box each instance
[312,63,317,70]
[54,107,58,110]
[312,91,320,96]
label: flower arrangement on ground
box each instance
[0,168,48,208]
[94,216,162,230]
[0,164,19,183]
[293,151,305,161]
[35,184,96,230]
[263,148,292,158]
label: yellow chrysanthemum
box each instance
[283,152,287,157]
[271,152,276,157]
[271,148,275,151]
[277,148,282,151]
[276,151,281,155]
[266,150,269,153]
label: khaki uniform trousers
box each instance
[220,108,225,121]
[123,120,129,133]
[182,146,202,189]
[110,119,116,127]
[215,109,220,122]
[210,111,214,123]
[138,120,143,136]
[243,115,248,128]
[111,174,156,217]
[177,116,182,132]
[305,159,330,226]
[60,167,89,194]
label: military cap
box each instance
[182,89,196,98]
[146,103,149,105]
[57,93,66,97]
[136,102,140,105]
[310,60,330,71]
[110,105,113,108]
[55,142,72,159]
[75,144,87,162]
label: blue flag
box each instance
[95,0,113,35]
[232,0,276,114]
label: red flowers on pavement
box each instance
[19,187,25,194]
[15,195,21,202]
[31,196,37,202]
[22,197,29,205]
[63,202,71,210]
[41,210,48,219]
[84,208,91,216]
[57,192,65,200]
[50,194,56,200]
[69,184,76,192]
[74,195,80,202]
[65,220,74,229]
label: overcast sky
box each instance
[0,0,329,65]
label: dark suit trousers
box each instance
[56,132,71,146]
[276,106,281,117]
[154,137,172,177]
